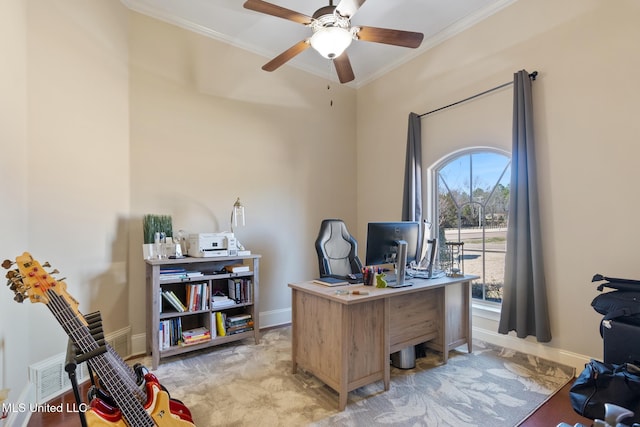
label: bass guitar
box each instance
[3,252,195,426]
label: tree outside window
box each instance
[435,150,510,303]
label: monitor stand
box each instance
[388,240,412,288]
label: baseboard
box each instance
[259,308,292,329]
[131,331,146,356]
[473,326,590,375]
[3,381,35,427]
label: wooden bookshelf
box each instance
[145,254,260,369]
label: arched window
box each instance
[430,148,510,303]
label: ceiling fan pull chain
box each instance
[326,60,334,107]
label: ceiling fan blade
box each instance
[243,0,312,25]
[262,40,310,72]
[333,53,355,84]
[356,26,424,48]
[335,0,367,19]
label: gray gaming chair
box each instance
[315,219,363,278]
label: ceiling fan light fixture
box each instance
[309,26,353,59]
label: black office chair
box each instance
[315,219,363,278]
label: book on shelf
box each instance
[226,314,253,335]
[181,326,211,345]
[161,290,186,312]
[215,312,226,337]
[159,317,183,350]
[226,324,254,335]
[160,267,204,281]
[211,296,236,309]
[210,312,218,337]
[182,326,209,339]
[224,263,250,273]
[228,278,252,304]
[160,267,186,274]
[185,282,209,311]
[181,335,211,346]
[226,313,252,326]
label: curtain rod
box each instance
[419,71,538,118]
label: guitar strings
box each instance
[46,289,155,426]
[47,291,152,425]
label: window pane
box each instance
[439,155,471,207]
[435,151,510,304]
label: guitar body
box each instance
[147,380,194,426]
[84,411,128,427]
[87,374,194,426]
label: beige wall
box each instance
[0,0,130,411]
[25,0,130,356]
[357,0,640,358]
[0,0,29,403]
[128,13,357,336]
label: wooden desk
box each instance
[288,275,476,410]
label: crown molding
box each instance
[121,0,520,89]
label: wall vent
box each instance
[106,326,131,359]
[29,353,88,404]
[29,326,131,403]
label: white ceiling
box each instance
[122,0,518,87]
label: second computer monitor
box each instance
[365,221,420,267]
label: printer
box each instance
[187,232,239,257]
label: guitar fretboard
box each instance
[46,289,155,427]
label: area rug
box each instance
[146,326,574,427]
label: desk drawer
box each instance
[389,290,441,350]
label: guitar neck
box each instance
[46,289,155,426]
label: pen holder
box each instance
[363,267,373,286]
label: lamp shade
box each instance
[310,27,353,59]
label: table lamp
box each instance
[231,197,245,232]
[231,197,246,251]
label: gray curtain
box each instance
[498,70,551,342]
[402,112,422,222]
[402,112,423,257]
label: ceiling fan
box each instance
[243,0,424,84]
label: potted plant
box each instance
[143,214,173,259]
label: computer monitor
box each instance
[365,221,420,286]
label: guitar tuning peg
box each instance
[2,260,14,270]
[42,262,51,268]
[13,293,24,303]
[49,269,59,275]
[5,270,19,279]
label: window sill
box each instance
[472,300,501,322]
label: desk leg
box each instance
[441,286,449,364]
[291,289,298,374]
[383,298,390,391]
[339,306,349,411]
[440,279,473,363]
[465,280,473,354]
